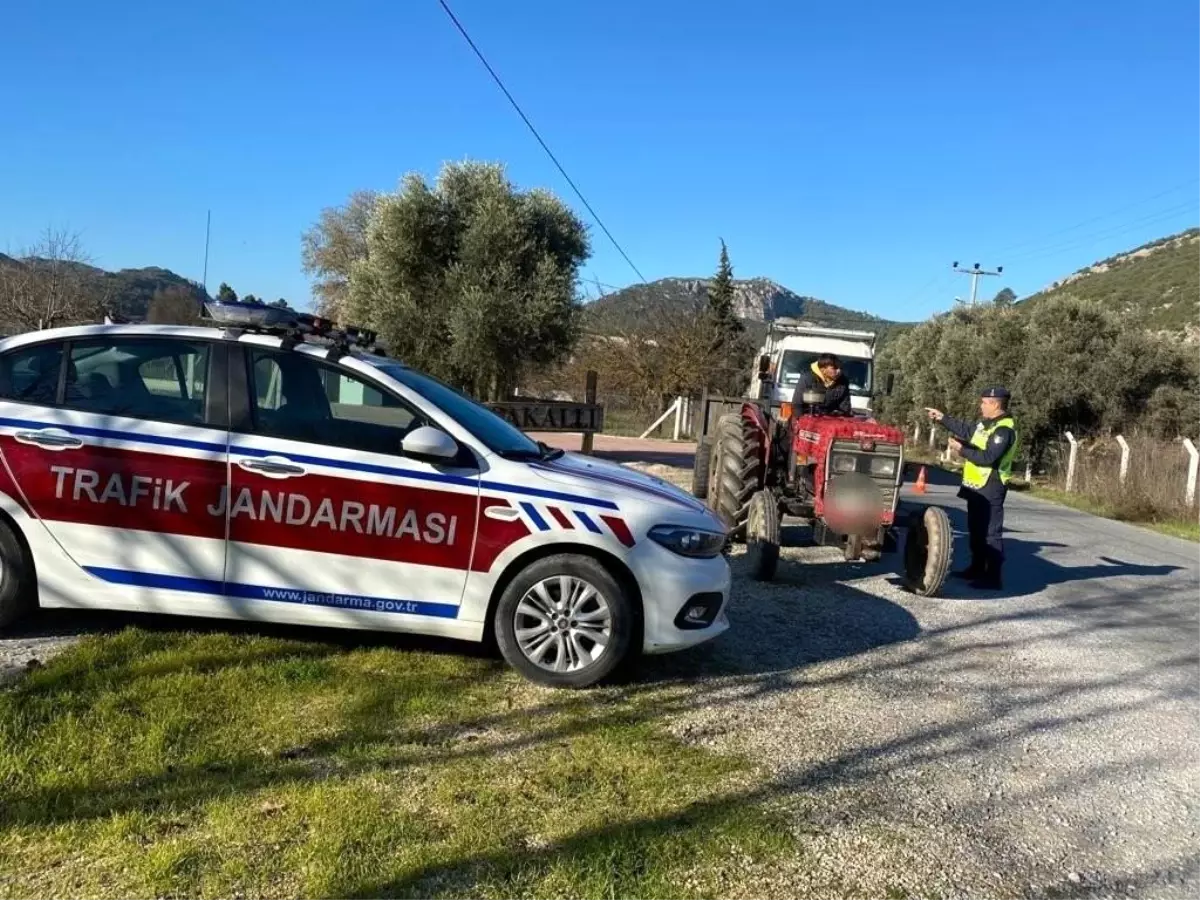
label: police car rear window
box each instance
[64,337,212,426]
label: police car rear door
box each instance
[0,334,231,598]
[223,343,478,628]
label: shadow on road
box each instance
[894,498,1186,600]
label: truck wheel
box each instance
[711,413,763,542]
[494,554,635,688]
[0,521,37,631]
[691,438,712,499]
[901,506,952,597]
[745,489,780,582]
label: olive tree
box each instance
[342,162,589,400]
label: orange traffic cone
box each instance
[914,466,928,494]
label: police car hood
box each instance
[526,453,709,514]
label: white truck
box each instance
[750,319,879,415]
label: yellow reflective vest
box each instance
[962,416,1018,490]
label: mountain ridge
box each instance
[586,275,902,333]
[1019,227,1199,340]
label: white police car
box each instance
[0,301,730,687]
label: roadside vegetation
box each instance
[0,627,793,899]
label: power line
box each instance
[991,177,1200,256]
[436,0,647,283]
[1001,200,1198,265]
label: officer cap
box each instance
[980,385,1011,399]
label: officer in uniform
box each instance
[925,387,1019,589]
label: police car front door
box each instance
[223,347,478,628]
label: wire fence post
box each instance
[1183,438,1199,508]
[672,395,684,442]
[640,398,681,440]
[1064,432,1079,493]
[1116,435,1130,487]
[581,370,597,456]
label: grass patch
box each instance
[0,628,793,899]
[1029,486,1200,542]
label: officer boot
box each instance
[970,550,1004,590]
[952,559,984,580]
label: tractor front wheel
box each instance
[708,413,764,542]
[691,438,712,499]
[745,489,780,581]
[901,506,952,597]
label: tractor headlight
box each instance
[649,525,726,559]
[869,456,898,478]
[830,453,857,474]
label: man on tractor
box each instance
[791,353,852,416]
[925,386,1019,590]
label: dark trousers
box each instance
[962,485,1006,572]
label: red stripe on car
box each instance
[600,515,635,548]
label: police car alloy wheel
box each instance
[494,555,633,688]
[0,522,36,630]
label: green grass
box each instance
[0,628,794,899]
[1028,486,1200,542]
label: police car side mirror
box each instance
[401,425,458,462]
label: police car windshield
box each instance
[377,364,545,458]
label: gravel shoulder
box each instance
[631,461,1200,899]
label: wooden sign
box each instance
[487,400,605,434]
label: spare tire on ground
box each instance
[901,505,952,597]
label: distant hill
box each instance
[0,255,208,322]
[586,276,907,348]
[1020,228,1199,341]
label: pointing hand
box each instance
[924,408,944,423]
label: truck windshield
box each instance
[779,351,872,393]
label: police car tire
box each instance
[691,439,712,499]
[494,555,634,689]
[0,522,36,631]
[713,414,763,542]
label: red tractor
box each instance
[693,379,952,597]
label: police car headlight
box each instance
[649,525,726,559]
[830,453,857,474]
[869,456,897,478]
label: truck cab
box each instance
[750,319,877,416]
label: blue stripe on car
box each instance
[575,510,603,534]
[520,502,550,531]
[0,415,619,510]
[84,566,460,619]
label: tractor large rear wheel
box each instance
[707,413,764,542]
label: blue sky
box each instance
[1,0,1197,321]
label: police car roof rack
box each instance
[202,300,385,360]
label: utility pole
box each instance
[202,210,211,294]
[952,261,1003,305]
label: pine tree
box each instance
[707,239,742,336]
[216,282,238,303]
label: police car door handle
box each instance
[14,428,84,450]
[236,457,307,478]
